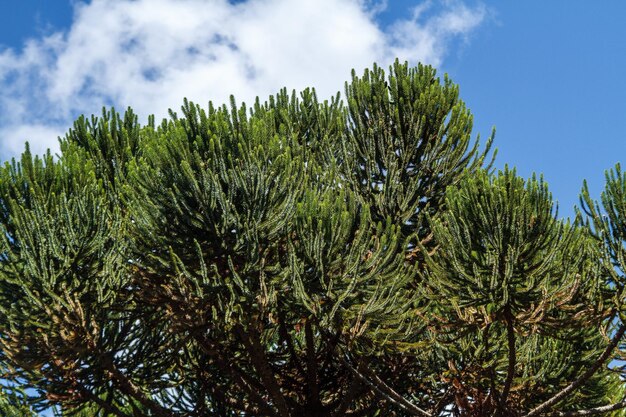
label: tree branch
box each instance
[499,305,516,414]
[237,322,292,417]
[100,355,177,417]
[331,376,365,417]
[341,355,433,417]
[76,386,132,417]
[191,330,278,417]
[305,319,320,408]
[524,323,626,417]
[430,387,453,417]
[277,307,305,376]
[45,352,131,417]
[549,399,626,416]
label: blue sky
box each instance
[0,0,624,220]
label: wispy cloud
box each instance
[0,0,487,157]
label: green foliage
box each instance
[430,168,589,317]
[425,168,621,415]
[0,385,35,417]
[0,60,623,417]
[343,61,493,240]
[581,164,626,309]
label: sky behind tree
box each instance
[0,0,624,219]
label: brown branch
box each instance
[499,305,516,414]
[341,355,432,417]
[237,323,292,417]
[332,376,365,417]
[191,330,278,417]
[430,387,453,417]
[76,386,132,417]
[480,322,497,412]
[549,399,626,416]
[524,323,626,417]
[305,319,320,408]
[206,379,269,416]
[100,355,177,417]
[44,349,131,417]
[321,327,343,372]
[277,307,305,376]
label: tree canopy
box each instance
[0,60,625,417]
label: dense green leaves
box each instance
[424,168,619,415]
[343,61,493,241]
[0,61,623,417]
[429,168,589,318]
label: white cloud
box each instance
[0,0,487,158]
[0,124,66,158]
[387,0,486,65]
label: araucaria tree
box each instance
[0,60,625,417]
